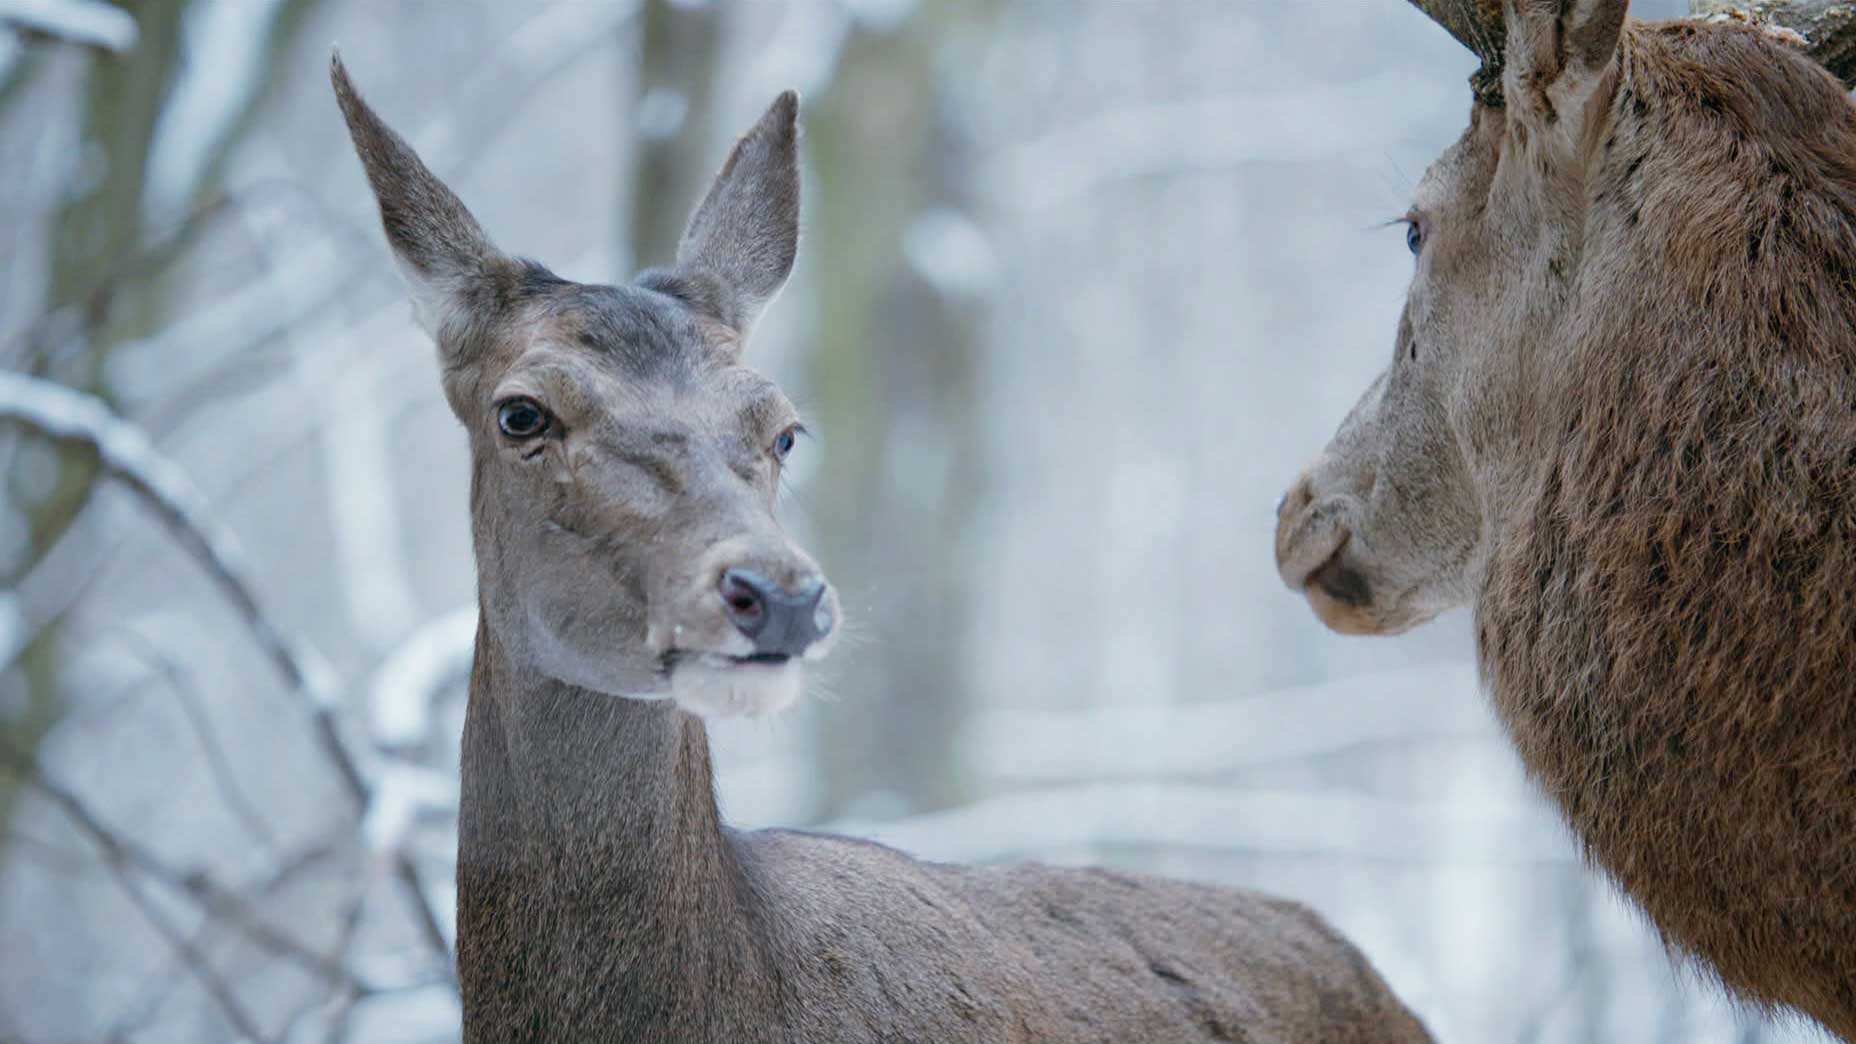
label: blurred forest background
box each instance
[0,0,1832,1041]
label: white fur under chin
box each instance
[670,659,802,719]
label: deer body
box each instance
[1275,3,1856,1036]
[459,632,1418,1042]
[331,56,1431,1044]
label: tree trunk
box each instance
[0,0,190,843]
[808,2,993,819]
[623,0,723,273]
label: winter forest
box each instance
[0,0,1839,1041]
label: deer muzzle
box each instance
[719,567,834,659]
[1275,474,1382,635]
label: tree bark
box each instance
[1,0,189,854]
[1405,0,1856,98]
[623,0,723,273]
[808,2,994,820]
[1691,0,1856,83]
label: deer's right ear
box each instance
[666,91,802,340]
[330,52,506,351]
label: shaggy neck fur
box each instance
[1478,22,1856,1039]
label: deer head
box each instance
[1273,0,1856,635]
[333,56,836,719]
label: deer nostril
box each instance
[719,569,831,656]
[719,568,768,635]
[1310,549,1372,609]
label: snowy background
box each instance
[0,1,1830,1041]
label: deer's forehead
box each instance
[1413,114,1501,218]
[501,280,723,380]
[498,347,789,427]
[1413,149,1468,216]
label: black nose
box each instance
[718,568,833,658]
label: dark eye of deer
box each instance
[497,399,548,439]
[772,426,798,461]
[1406,220,1424,256]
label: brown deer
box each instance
[331,55,1432,1044]
[1274,0,1856,1037]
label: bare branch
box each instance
[0,746,364,993]
[108,874,268,1043]
[317,888,372,1044]
[0,745,269,1041]
[101,841,346,1042]
[113,627,277,849]
[0,373,454,980]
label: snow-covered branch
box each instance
[0,372,453,979]
[368,603,477,752]
[0,374,341,726]
[0,0,137,54]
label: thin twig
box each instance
[108,874,268,1043]
[0,746,363,992]
[100,840,347,1042]
[0,744,268,1041]
[318,887,373,1044]
[0,372,455,980]
[113,626,277,849]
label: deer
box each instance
[330,55,1433,1044]
[1273,0,1856,1037]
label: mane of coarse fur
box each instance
[1475,18,1856,1035]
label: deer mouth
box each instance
[661,649,793,671]
[662,649,803,719]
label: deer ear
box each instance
[1504,0,1627,127]
[330,51,506,348]
[669,91,801,338]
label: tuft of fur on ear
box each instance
[670,91,802,338]
[330,50,506,345]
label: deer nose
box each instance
[718,568,833,657]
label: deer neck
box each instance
[456,616,774,1037]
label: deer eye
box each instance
[1405,220,1425,256]
[497,398,549,439]
[771,424,801,462]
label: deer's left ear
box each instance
[1503,0,1628,149]
[331,51,511,352]
[664,91,801,340]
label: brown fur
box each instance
[331,54,1433,1044]
[1276,5,1856,1037]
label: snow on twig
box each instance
[0,373,454,980]
[368,604,477,750]
[0,0,137,53]
[0,374,340,717]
